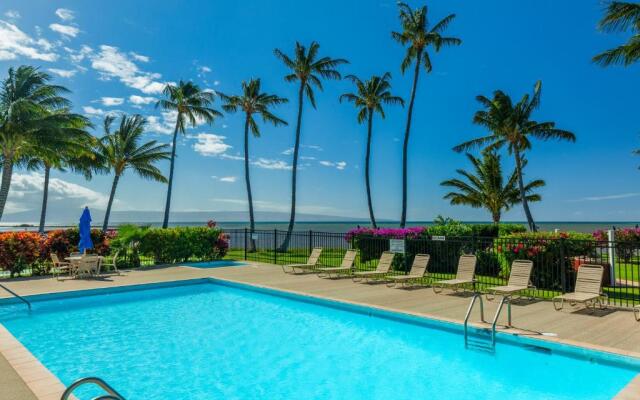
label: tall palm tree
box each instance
[339,73,404,228]
[219,79,288,251]
[156,81,222,228]
[0,66,72,221]
[392,2,461,227]
[593,1,640,66]
[441,151,544,224]
[274,41,347,250]
[453,81,575,231]
[26,110,94,232]
[95,114,171,231]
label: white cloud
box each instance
[319,160,347,170]
[568,193,640,202]
[213,80,220,86]
[129,95,157,105]
[7,172,111,213]
[4,10,20,19]
[252,158,292,170]
[82,106,118,118]
[282,147,293,155]
[192,133,232,156]
[146,115,174,135]
[198,65,211,73]
[55,8,75,21]
[49,23,79,38]
[130,52,149,62]
[212,176,237,183]
[90,45,168,94]
[65,44,92,63]
[0,21,58,61]
[47,68,77,78]
[100,97,124,106]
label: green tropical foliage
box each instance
[157,81,222,228]
[274,41,347,249]
[593,1,640,66]
[441,151,545,223]
[453,81,575,231]
[219,79,288,250]
[340,72,404,228]
[392,2,461,227]
[0,66,76,221]
[95,114,171,231]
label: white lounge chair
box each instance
[352,252,395,282]
[387,254,431,288]
[317,249,357,278]
[282,247,323,274]
[432,255,477,293]
[486,260,535,300]
[553,264,607,312]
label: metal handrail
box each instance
[61,377,124,400]
[491,296,512,346]
[463,293,485,348]
[0,283,31,311]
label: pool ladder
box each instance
[0,283,31,311]
[60,377,125,400]
[463,293,512,351]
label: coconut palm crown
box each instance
[593,1,640,66]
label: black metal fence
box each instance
[225,229,640,307]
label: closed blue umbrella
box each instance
[78,207,94,254]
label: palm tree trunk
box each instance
[102,174,120,232]
[492,211,500,225]
[38,165,51,233]
[244,115,256,252]
[279,83,305,251]
[400,52,423,228]
[514,149,536,232]
[162,121,180,229]
[365,108,377,228]
[0,155,14,222]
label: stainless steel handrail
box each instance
[61,377,124,400]
[491,296,512,346]
[463,293,485,348]
[0,283,31,311]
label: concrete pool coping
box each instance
[1,263,639,399]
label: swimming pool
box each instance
[179,260,245,268]
[0,279,637,399]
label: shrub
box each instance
[594,228,640,262]
[137,226,228,264]
[345,227,427,266]
[0,232,42,277]
[41,228,111,260]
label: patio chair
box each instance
[100,251,120,275]
[432,254,477,294]
[51,253,72,280]
[352,251,395,282]
[552,264,607,313]
[486,260,535,300]
[317,249,357,278]
[75,255,101,278]
[387,254,431,288]
[281,247,323,274]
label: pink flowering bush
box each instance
[594,228,640,262]
[345,226,428,265]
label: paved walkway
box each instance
[1,263,639,399]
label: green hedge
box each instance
[137,226,228,264]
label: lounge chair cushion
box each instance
[554,292,601,303]
[318,266,351,272]
[353,270,388,277]
[489,285,528,294]
[285,263,315,269]
[437,278,473,286]
[389,274,423,281]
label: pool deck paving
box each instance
[1,262,639,399]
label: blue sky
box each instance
[1,0,639,222]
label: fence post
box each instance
[309,230,313,256]
[273,229,278,264]
[559,237,566,293]
[607,229,616,286]
[244,228,247,260]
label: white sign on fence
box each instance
[389,239,405,254]
[432,235,446,241]
[251,234,259,240]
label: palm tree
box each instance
[156,81,222,228]
[441,151,544,224]
[95,114,171,231]
[339,73,404,228]
[274,41,347,250]
[593,2,640,66]
[26,110,94,232]
[634,145,640,168]
[0,66,72,221]
[453,81,575,231]
[219,79,288,251]
[392,2,461,227]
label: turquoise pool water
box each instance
[180,260,245,268]
[0,280,637,399]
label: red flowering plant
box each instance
[0,232,43,277]
[40,228,110,260]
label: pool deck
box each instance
[1,262,639,399]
